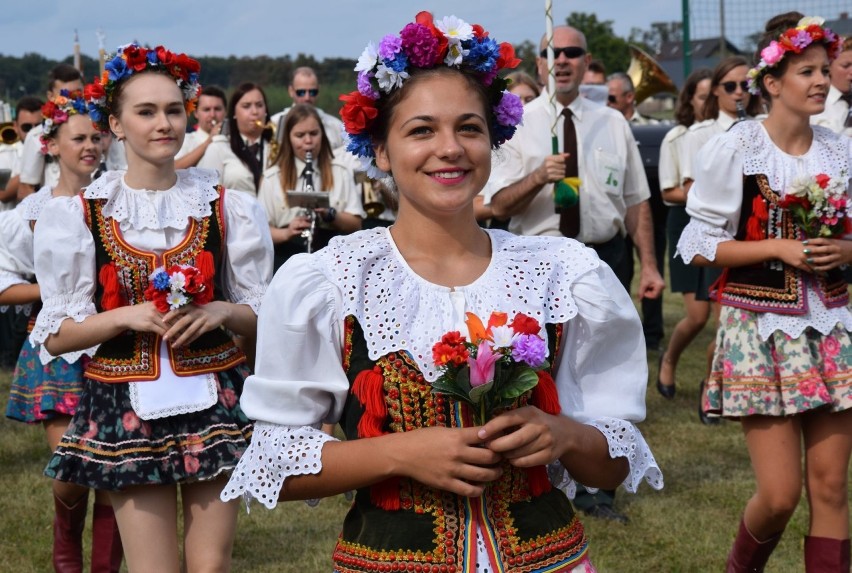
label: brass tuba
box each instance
[627,45,677,104]
[0,122,19,145]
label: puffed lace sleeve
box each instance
[30,195,98,364]
[0,208,35,311]
[677,132,742,263]
[221,255,350,509]
[221,189,273,313]
[552,262,663,497]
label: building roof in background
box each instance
[657,37,742,61]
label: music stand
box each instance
[286,190,329,210]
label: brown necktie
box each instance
[558,108,580,238]
[841,92,852,128]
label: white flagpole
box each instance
[545,0,558,153]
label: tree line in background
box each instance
[0,13,686,117]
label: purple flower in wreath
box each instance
[357,71,379,99]
[378,34,403,60]
[400,23,440,68]
[494,91,523,126]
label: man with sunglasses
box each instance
[485,25,664,525]
[271,66,346,151]
[607,72,659,126]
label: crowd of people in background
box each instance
[0,8,850,573]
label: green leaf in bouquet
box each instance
[468,379,495,403]
[430,378,472,404]
[498,367,540,400]
[455,367,472,394]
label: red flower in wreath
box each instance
[339,91,378,134]
[509,313,541,336]
[123,45,149,71]
[497,42,522,70]
[83,80,105,101]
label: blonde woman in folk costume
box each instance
[2,91,124,572]
[31,43,273,572]
[678,12,852,572]
[224,12,662,572]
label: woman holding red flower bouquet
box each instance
[223,12,662,572]
[30,43,272,572]
[678,11,852,571]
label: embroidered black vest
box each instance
[83,190,245,382]
[718,174,848,314]
[332,317,588,573]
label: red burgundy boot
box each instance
[804,536,851,572]
[725,519,783,573]
[53,493,88,573]
[90,503,124,573]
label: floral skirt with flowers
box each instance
[5,338,84,423]
[704,306,852,418]
[44,365,252,491]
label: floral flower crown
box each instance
[84,43,201,132]
[747,16,842,95]
[39,90,89,154]
[339,12,523,178]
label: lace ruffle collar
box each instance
[313,227,600,381]
[83,168,220,230]
[18,185,55,223]
[734,121,849,193]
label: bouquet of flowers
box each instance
[430,311,549,425]
[779,172,851,238]
[143,265,212,313]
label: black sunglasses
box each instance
[539,46,586,59]
[20,122,35,133]
[607,95,617,104]
[295,89,319,97]
[721,81,749,94]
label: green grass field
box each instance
[0,288,841,572]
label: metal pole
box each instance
[545,0,557,153]
[719,0,727,57]
[682,0,691,78]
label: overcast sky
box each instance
[7,1,686,63]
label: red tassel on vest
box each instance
[745,195,768,241]
[98,262,124,311]
[526,466,553,497]
[195,250,216,290]
[352,366,386,438]
[351,366,400,510]
[531,371,561,415]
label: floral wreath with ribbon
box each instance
[339,12,524,178]
[39,89,89,154]
[83,43,201,132]
[747,16,842,95]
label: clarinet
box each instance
[300,151,318,253]
[728,100,747,131]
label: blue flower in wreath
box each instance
[466,37,500,73]
[345,132,373,158]
[105,56,131,81]
[151,270,171,290]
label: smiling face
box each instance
[374,71,492,219]
[108,73,186,169]
[47,113,101,179]
[764,44,830,117]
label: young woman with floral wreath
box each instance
[678,12,852,572]
[1,91,123,573]
[222,12,662,572]
[30,43,273,572]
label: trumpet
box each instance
[254,120,279,167]
[0,122,19,145]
